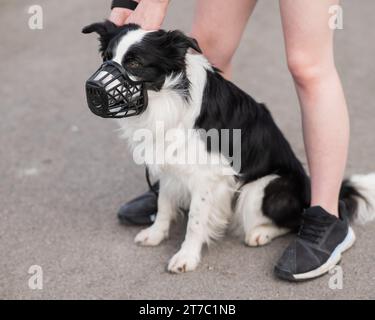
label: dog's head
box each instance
[82,21,202,93]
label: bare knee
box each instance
[192,30,234,73]
[286,51,336,87]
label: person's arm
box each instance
[109,0,170,30]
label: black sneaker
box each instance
[274,201,355,281]
[117,183,159,226]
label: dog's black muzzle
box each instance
[85,61,148,118]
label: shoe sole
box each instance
[118,213,156,226]
[275,227,356,281]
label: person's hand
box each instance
[109,7,133,26]
[126,0,169,30]
[110,0,170,30]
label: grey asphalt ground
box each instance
[1,0,374,300]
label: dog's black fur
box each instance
[195,69,310,229]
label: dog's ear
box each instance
[166,30,202,54]
[82,20,119,57]
[82,20,118,36]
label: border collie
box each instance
[82,22,375,273]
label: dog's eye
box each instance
[125,59,142,69]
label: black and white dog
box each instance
[83,22,375,273]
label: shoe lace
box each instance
[298,215,330,244]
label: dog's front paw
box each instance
[134,226,167,246]
[167,249,200,273]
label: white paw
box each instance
[167,249,200,273]
[245,225,275,247]
[134,226,167,246]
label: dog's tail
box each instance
[340,173,375,224]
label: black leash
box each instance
[145,167,159,196]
